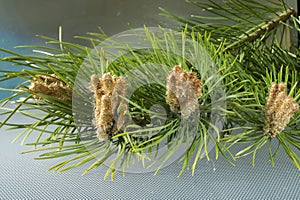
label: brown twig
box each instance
[224,8,296,52]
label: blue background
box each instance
[0,0,198,98]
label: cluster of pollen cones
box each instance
[29,74,72,101]
[90,73,128,141]
[264,83,299,136]
[28,69,299,141]
[90,65,203,141]
[166,65,203,117]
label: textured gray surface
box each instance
[0,108,299,199]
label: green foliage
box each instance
[161,0,300,170]
[0,0,299,179]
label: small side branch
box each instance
[224,8,296,52]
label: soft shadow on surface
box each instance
[0,104,299,199]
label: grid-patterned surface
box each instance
[0,111,299,199]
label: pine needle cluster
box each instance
[0,0,299,179]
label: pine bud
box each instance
[263,83,299,136]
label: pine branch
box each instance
[0,28,241,178]
[0,0,299,178]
